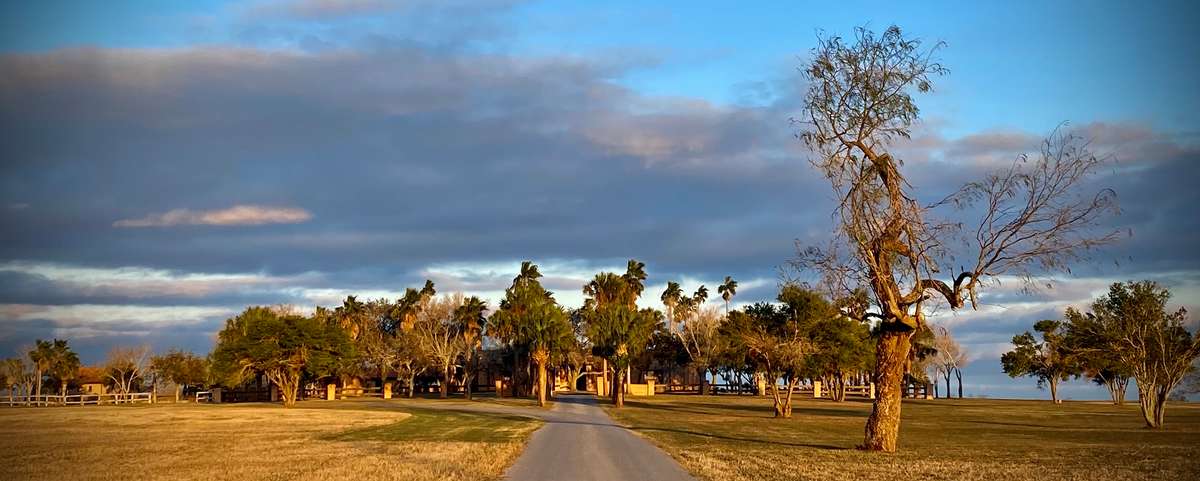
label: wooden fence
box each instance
[3,392,153,407]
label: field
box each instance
[607,395,1200,481]
[0,398,541,481]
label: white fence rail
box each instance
[3,392,153,407]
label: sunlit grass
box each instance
[607,395,1200,481]
[0,400,541,481]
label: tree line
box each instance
[1003,280,1200,427]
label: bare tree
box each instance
[103,345,152,400]
[795,25,1120,451]
[675,305,726,395]
[931,326,968,398]
[414,293,464,399]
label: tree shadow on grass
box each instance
[628,425,849,451]
[622,399,867,420]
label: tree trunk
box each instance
[1139,383,1169,428]
[536,361,547,407]
[441,364,451,399]
[944,373,951,399]
[698,366,709,395]
[34,368,42,403]
[955,368,963,399]
[862,330,911,452]
[1049,378,1059,404]
[406,374,415,398]
[611,367,625,408]
[175,384,182,403]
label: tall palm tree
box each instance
[693,285,709,305]
[622,259,647,303]
[455,296,489,400]
[28,339,57,401]
[718,276,738,315]
[521,303,570,407]
[661,281,683,333]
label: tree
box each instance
[727,286,828,418]
[809,312,874,402]
[103,345,152,400]
[661,281,683,334]
[455,296,489,400]
[413,293,464,399]
[492,261,571,405]
[210,306,353,407]
[1,358,25,404]
[1063,308,1131,405]
[28,339,69,400]
[675,304,725,396]
[930,327,968,399]
[1001,320,1078,403]
[583,260,660,408]
[44,340,80,396]
[1067,281,1199,428]
[151,349,208,402]
[718,276,738,315]
[795,25,1120,451]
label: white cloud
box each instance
[113,205,312,227]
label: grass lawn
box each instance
[607,395,1200,481]
[0,398,541,481]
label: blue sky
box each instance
[1,0,1198,401]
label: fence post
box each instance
[868,382,876,399]
[813,380,822,398]
[383,382,393,400]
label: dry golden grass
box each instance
[608,396,1200,481]
[0,401,540,481]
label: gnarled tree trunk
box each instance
[611,367,625,407]
[862,331,911,452]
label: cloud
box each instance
[243,0,410,20]
[113,205,313,227]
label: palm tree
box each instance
[522,303,571,407]
[718,276,738,315]
[661,281,683,333]
[693,285,709,305]
[622,259,647,303]
[49,343,80,396]
[28,339,58,401]
[455,296,489,400]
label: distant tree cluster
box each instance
[1003,280,1200,427]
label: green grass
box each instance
[327,407,541,443]
[607,395,1200,481]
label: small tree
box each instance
[1001,320,1078,403]
[413,293,464,399]
[1063,308,1131,405]
[151,349,208,402]
[931,327,968,399]
[809,313,874,402]
[210,306,353,408]
[103,345,151,399]
[675,303,725,396]
[1068,281,1199,428]
[1,358,24,403]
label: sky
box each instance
[1,0,1198,400]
